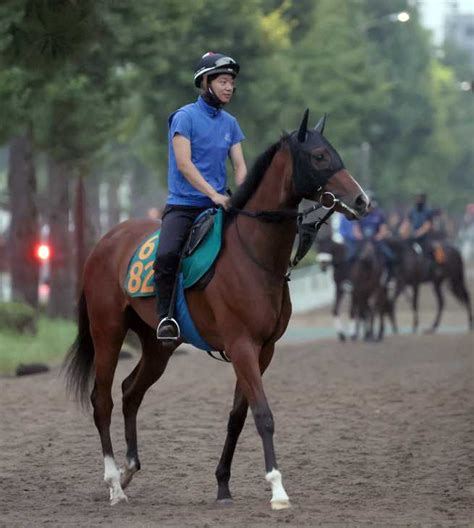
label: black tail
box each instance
[448,248,473,329]
[62,292,95,408]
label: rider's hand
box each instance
[211,192,231,210]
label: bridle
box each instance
[229,190,360,280]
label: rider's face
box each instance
[209,74,235,104]
[415,195,426,206]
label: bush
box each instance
[0,302,37,335]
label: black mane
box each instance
[230,137,286,209]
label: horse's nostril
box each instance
[355,194,367,207]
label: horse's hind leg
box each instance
[448,276,473,331]
[412,285,419,333]
[90,315,128,505]
[333,287,346,341]
[121,323,174,490]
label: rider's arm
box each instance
[229,142,247,186]
[173,134,229,208]
[353,223,364,240]
[414,219,432,238]
[375,223,390,241]
[398,219,411,239]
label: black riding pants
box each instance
[153,205,208,319]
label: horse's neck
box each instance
[236,148,298,277]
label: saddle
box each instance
[433,242,446,265]
[411,240,446,265]
[184,208,216,257]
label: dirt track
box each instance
[1,284,473,527]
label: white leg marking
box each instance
[334,316,344,333]
[120,458,138,490]
[349,318,356,337]
[104,456,128,505]
[265,469,290,510]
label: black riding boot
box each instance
[153,256,180,340]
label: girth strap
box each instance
[206,350,231,362]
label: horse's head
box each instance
[289,109,369,219]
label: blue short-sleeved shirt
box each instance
[166,96,245,207]
[408,207,433,230]
[339,215,356,242]
[357,207,386,238]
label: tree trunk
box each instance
[74,175,86,299]
[85,170,101,248]
[7,131,39,308]
[106,180,121,230]
[47,157,74,318]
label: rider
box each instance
[153,52,247,340]
[399,192,434,257]
[353,192,396,284]
[338,213,358,263]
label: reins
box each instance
[228,192,343,280]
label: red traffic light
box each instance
[35,243,51,261]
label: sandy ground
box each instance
[1,280,473,527]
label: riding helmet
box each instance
[194,52,240,88]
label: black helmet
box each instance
[194,52,240,88]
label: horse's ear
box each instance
[297,108,309,142]
[314,113,327,134]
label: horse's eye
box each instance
[315,154,324,161]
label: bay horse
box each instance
[316,236,396,341]
[348,240,387,341]
[389,238,473,333]
[64,110,369,510]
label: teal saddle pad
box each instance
[125,208,223,297]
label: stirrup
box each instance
[156,317,181,341]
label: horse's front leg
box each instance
[333,287,346,341]
[215,383,248,503]
[228,339,290,510]
[215,343,275,503]
[425,280,444,333]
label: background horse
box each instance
[64,111,369,510]
[316,236,396,341]
[348,240,387,341]
[389,238,473,333]
[316,237,351,340]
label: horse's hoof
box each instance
[338,332,346,342]
[423,328,436,335]
[110,490,128,506]
[216,498,234,507]
[119,463,139,489]
[271,499,291,510]
[119,472,134,490]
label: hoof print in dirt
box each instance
[15,363,50,376]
